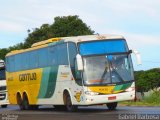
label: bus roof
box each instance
[62,34,124,43]
[6,34,124,57]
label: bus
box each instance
[0,60,9,108]
[5,34,141,111]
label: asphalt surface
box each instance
[0,105,160,120]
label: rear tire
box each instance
[23,93,30,110]
[106,102,118,110]
[65,93,77,112]
[17,93,24,110]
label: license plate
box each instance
[108,96,116,100]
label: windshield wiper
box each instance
[111,69,124,82]
[101,66,109,81]
[101,63,125,83]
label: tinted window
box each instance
[68,43,77,67]
[6,43,70,72]
[7,56,15,72]
[38,47,48,67]
[57,43,68,65]
[14,54,21,71]
[0,69,5,80]
[21,52,29,70]
[29,51,38,69]
[48,46,58,65]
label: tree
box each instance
[0,48,9,60]
[50,15,94,37]
[24,15,94,48]
[135,68,160,93]
[146,68,160,91]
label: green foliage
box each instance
[0,48,9,60]
[51,15,94,37]
[24,24,51,48]
[144,91,160,104]
[0,15,95,59]
[135,68,160,92]
[24,15,94,48]
[0,42,25,60]
[120,91,160,106]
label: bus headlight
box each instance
[85,91,99,95]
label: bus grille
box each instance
[0,93,6,100]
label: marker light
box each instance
[125,87,135,92]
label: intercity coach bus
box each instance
[5,34,141,111]
[0,60,9,108]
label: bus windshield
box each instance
[0,69,6,80]
[82,54,134,85]
[79,40,134,85]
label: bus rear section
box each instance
[0,60,9,108]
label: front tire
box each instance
[17,93,24,110]
[106,102,118,110]
[65,93,77,112]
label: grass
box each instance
[119,91,160,106]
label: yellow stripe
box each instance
[88,86,115,94]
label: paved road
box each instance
[0,105,160,120]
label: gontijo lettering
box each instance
[19,73,37,81]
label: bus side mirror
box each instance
[76,54,83,71]
[131,50,142,65]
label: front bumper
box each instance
[83,91,135,105]
[0,91,9,105]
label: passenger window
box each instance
[57,43,68,65]
[68,43,77,67]
[48,46,58,65]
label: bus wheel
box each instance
[23,93,30,110]
[17,93,24,110]
[106,102,118,110]
[1,105,7,108]
[65,93,77,112]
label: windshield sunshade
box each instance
[79,40,127,56]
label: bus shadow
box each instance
[26,106,119,113]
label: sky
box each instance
[0,0,160,71]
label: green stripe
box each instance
[121,83,132,90]
[38,66,58,98]
[44,66,58,98]
[38,67,51,98]
[114,83,132,91]
[113,84,123,91]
